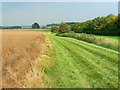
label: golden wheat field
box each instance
[1,30,47,88]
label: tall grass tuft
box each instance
[56,33,118,51]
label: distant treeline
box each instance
[47,23,60,27]
[0,26,22,29]
[66,14,120,36]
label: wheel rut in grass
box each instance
[45,33,118,88]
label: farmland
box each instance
[43,32,118,88]
[1,30,119,88]
[1,2,119,89]
[2,30,47,88]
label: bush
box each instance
[59,22,70,33]
[51,26,59,33]
[56,33,118,51]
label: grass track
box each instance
[44,32,118,88]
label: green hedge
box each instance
[56,33,118,51]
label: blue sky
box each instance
[0,3,2,26]
[1,0,119,2]
[2,2,118,26]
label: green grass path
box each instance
[44,32,118,88]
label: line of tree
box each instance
[51,14,119,36]
[0,26,22,29]
[68,14,119,36]
[47,23,60,27]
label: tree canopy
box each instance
[32,22,40,29]
[59,22,70,33]
[70,14,119,36]
[51,14,119,36]
[51,26,59,33]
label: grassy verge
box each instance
[56,33,119,51]
[43,32,118,88]
[31,29,50,31]
[95,35,119,41]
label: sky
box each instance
[1,2,119,26]
[0,3,2,26]
[1,0,120,2]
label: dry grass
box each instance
[0,30,2,89]
[2,30,47,88]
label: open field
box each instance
[0,30,2,89]
[1,30,119,88]
[2,30,46,88]
[44,32,118,88]
[2,1,119,89]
